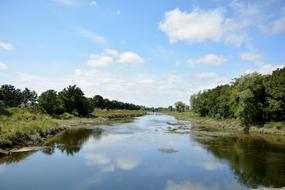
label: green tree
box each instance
[175,101,186,112]
[22,88,37,105]
[263,67,285,120]
[58,85,84,114]
[58,85,93,116]
[93,95,104,109]
[38,90,61,115]
[233,73,266,126]
[77,97,93,117]
[0,84,22,107]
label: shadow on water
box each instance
[192,132,285,188]
[43,127,104,156]
[0,127,104,163]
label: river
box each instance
[0,113,284,190]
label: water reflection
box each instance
[192,133,285,188]
[0,151,35,165]
[44,128,103,156]
[0,114,284,190]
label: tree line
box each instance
[190,67,285,126]
[0,84,142,117]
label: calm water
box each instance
[0,114,284,190]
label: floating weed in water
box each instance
[159,148,179,153]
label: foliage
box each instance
[21,88,37,105]
[0,85,23,107]
[38,90,62,115]
[93,95,104,108]
[190,67,285,125]
[0,85,38,108]
[174,101,186,112]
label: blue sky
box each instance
[0,0,285,107]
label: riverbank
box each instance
[0,108,146,152]
[163,111,285,136]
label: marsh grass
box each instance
[0,108,146,150]
[163,111,285,135]
[0,108,58,137]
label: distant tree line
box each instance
[0,84,142,117]
[190,67,285,126]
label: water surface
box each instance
[0,114,284,190]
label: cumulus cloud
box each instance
[159,2,285,46]
[188,54,226,67]
[0,62,8,70]
[245,64,285,75]
[0,41,13,51]
[240,52,261,62]
[87,54,114,67]
[117,51,144,64]
[86,49,144,68]
[79,28,106,44]
[159,8,224,43]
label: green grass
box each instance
[0,108,146,150]
[0,108,59,137]
[163,111,285,135]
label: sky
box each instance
[0,0,285,107]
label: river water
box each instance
[0,113,284,190]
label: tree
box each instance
[58,85,93,116]
[233,73,266,126]
[0,84,22,107]
[38,90,61,115]
[175,101,186,112]
[22,88,37,105]
[0,100,4,110]
[263,67,285,120]
[93,95,104,109]
[77,97,93,117]
[168,106,173,111]
[58,85,85,114]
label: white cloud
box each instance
[85,153,111,166]
[188,54,226,67]
[159,2,285,46]
[116,157,139,170]
[117,51,144,64]
[159,8,224,43]
[87,54,114,67]
[261,16,285,34]
[54,0,79,6]
[271,17,285,33]
[86,49,144,68]
[194,72,223,79]
[0,41,13,51]
[0,62,8,70]
[240,52,261,62]
[79,28,106,44]
[89,1,96,6]
[250,64,284,75]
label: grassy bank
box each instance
[163,111,285,136]
[0,108,146,151]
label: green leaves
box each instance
[190,67,285,125]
